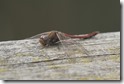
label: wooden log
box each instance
[0,32,120,80]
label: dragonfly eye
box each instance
[39,38,46,46]
[40,36,46,39]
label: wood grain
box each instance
[0,32,120,80]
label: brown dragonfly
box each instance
[30,30,99,57]
[39,31,98,47]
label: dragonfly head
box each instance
[39,36,47,47]
[39,31,59,47]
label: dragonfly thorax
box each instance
[39,31,59,46]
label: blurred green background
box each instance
[0,0,120,41]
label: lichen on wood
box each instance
[0,32,120,80]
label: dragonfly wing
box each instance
[27,31,51,39]
[56,32,89,59]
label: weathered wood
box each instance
[0,32,120,80]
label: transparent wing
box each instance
[56,32,90,61]
[27,31,51,39]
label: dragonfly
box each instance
[30,30,99,62]
[39,31,98,47]
[30,30,99,59]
